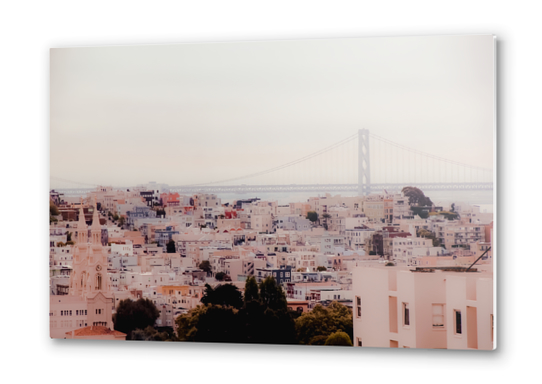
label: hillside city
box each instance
[49,182,494,349]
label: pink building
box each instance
[352,263,494,350]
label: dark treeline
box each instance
[176,276,353,346]
[114,276,353,345]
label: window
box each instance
[355,296,362,318]
[403,303,410,326]
[432,304,445,328]
[454,310,462,334]
[356,338,362,347]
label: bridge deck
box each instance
[54,182,493,196]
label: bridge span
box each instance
[55,182,493,197]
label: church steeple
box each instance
[77,197,88,244]
[90,196,102,246]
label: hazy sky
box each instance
[50,35,495,188]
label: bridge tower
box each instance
[358,129,371,196]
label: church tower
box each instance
[76,198,87,244]
[52,196,117,338]
[69,199,89,296]
[67,197,114,329]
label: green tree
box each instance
[259,276,287,311]
[200,283,243,309]
[401,186,433,206]
[418,229,441,247]
[198,260,211,274]
[322,213,331,230]
[131,325,177,341]
[176,304,240,343]
[113,298,160,340]
[237,276,296,344]
[50,201,60,216]
[316,266,327,272]
[324,331,353,346]
[243,276,260,304]
[306,211,318,223]
[118,216,125,226]
[410,206,429,219]
[295,302,353,345]
[176,276,297,345]
[166,239,176,253]
[50,201,60,223]
[215,272,226,281]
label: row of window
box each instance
[355,297,447,329]
[60,309,88,316]
[51,320,87,328]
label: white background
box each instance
[0,1,537,382]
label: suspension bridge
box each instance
[52,129,493,197]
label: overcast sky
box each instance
[50,34,494,188]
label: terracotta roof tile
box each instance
[66,326,126,337]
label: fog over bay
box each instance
[50,35,495,189]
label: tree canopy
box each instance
[237,276,296,344]
[176,276,296,345]
[198,260,211,274]
[418,229,441,247]
[259,276,288,311]
[324,331,353,346]
[176,304,239,343]
[306,211,318,223]
[402,186,433,206]
[200,283,243,309]
[50,201,60,216]
[131,325,177,341]
[295,302,353,345]
[166,239,176,253]
[113,298,160,340]
[243,276,259,304]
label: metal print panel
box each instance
[49,35,496,349]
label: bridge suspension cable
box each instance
[369,133,492,173]
[185,132,358,186]
[50,176,99,188]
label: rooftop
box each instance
[66,326,126,337]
